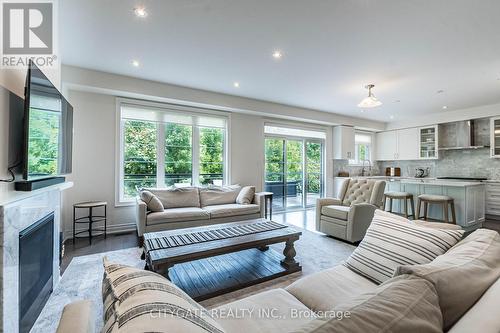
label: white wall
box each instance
[62,91,135,238]
[230,113,265,191]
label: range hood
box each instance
[438,119,490,150]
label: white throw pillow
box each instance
[344,210,464,284]
[236,186,255,205]
[139,190,164,212]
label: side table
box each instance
[73,201,107,244]
[261,192,274,220]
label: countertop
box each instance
[334,176,485,187]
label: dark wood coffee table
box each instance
[142,219,301,300]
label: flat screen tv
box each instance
[22,61,73,181]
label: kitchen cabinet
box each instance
[375,128,419,161]
[419,125,438,159]
[397,128,420,160]
[375,130,398,160]
[333,126,355,160]
[486,183,500,217]
[491,117,500,158]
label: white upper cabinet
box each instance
[375,130,398,160]
[491,117,500,158]
[375,128,421,161]
[398,128,420,160]
[419,125,439,159]
[333,126,355,160]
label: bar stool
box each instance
[383,192,415,219]
[73,201,107,244]
[417,194,456,224]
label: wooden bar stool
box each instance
[417,194,456,224]
[383,192,415,219]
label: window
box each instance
[349,132,372,165]
[118,101,228,203]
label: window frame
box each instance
[115,98,230,206]
[348,131,373,166]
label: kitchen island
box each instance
[333,177,485,231]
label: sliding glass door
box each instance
[265,137,324,211]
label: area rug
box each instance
[31,227,355,333]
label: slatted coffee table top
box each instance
[144,219,287,251]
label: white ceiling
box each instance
[60,0,500,122]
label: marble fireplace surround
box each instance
[0,182,73,333]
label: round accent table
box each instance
[73,201,107,244]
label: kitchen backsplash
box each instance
[334,148,500,180]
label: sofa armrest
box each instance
[347,203,377,242]
[136,197,147,237]
[316,198,343,231]
[253,192,267,218]
[56,300,94,333]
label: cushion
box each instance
[144,187,200,209]
[344,209,464,284]
[215,288,315,333]
[384,191,411,198]
[200,185,241,207]
[102,258,224,333]
[139,190,164,212]
[203,204,260,218]
[291,275,443,333]
[285,264,377,312]
[394,229,500,330]
[342,179,375,206]
[146,207,210,225]
[56,300,94,333]
[448,277,500,333]
[321,205,350,220]
[236,186,255,204]
[418,194,453,201]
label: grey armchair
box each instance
[316,178,386,243]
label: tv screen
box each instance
[23,62,73,180]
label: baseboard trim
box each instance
[63,222,136,243]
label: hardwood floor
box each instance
[61,231,137,273]
[61,210,500,274]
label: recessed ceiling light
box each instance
[134,7,147,18]
[233,82,240,88]
[132,60,140,67]
[272,50,283,59]
[390,115,395,119]
[442,105,448,109]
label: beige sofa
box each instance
[136,185,267,240]
[58,211,500,333]
[316,178,386,242]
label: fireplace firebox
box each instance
[19,212,54,333]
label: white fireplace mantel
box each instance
[0,182,73,333]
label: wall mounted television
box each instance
[15,61,73,191]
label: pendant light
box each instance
[358,84,382,108]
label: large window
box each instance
[349,132,372,165]
[118,101,228,203]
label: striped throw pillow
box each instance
[344,210,464,284]
[102,257,224,333]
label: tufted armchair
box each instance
[316,178,386,243]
